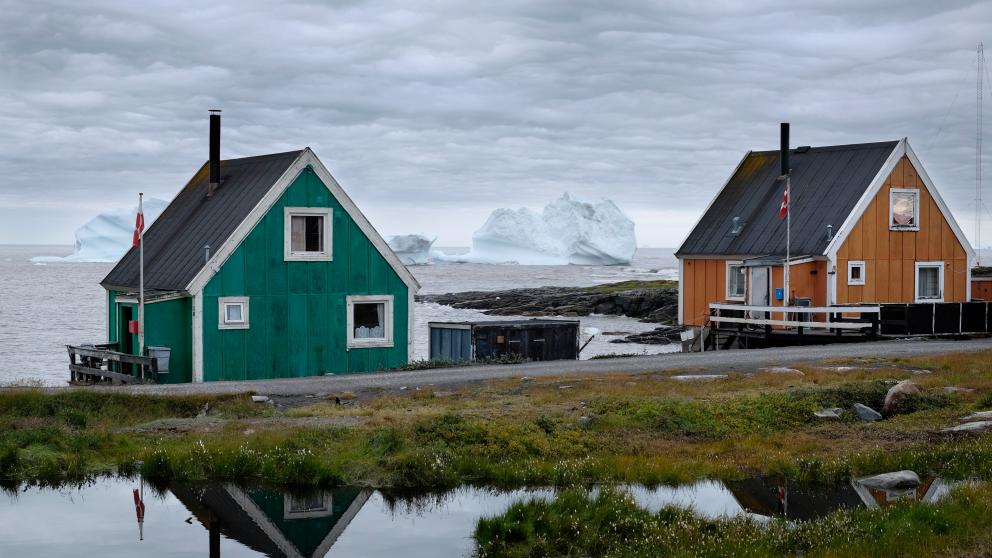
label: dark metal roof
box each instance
[429,319,580,327]
[677,141,898,257]
[102,150,303,292]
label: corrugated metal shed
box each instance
[102,150,303,292]
[677,141,898,257]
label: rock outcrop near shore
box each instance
[418,280,679,326]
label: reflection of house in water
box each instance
[726,476,952,521]
[171,485,370,557]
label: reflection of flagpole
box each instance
[133,483,145,541]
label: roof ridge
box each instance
[750,140,899,155]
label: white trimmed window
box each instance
[218,297,249,329]
[726,261,745,300]
[284,493,333,519]
[284,207,332,261]
[346,295,394,348]
[847,261,866,285]
[889,189,919,231]
[915,262,944,302]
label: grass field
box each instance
[2,350,991,555]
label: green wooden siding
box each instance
[201,166,409,382]
[106,291,193,384]
[246,488,365,556]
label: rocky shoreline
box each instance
[417,280,683,344]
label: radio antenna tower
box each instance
[977,42,984,264]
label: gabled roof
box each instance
[102,149,420,294]
[676,141,899,257]
[103,150,303,291]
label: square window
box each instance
[726,262,745,300]
[284,207,333,261]
[915,263,943,302]
[218,297,249,329]
[347,295,394,348]
[890,189,919,230]
[847,261,866,285]
[283,493,333,519]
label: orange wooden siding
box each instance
[835,156,968,304]
[973,280,992,301]
[681,258,729,326]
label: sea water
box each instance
[0,245,679,386]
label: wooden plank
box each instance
[710,316,873,329]
[876,259,890,302]
[66,346,156,366]
[928,197,941,261]
[69,364,141,384]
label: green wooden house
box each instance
[101,117,419,383]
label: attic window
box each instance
[847,261,865,286]
[284,207,333,261]
[889,189,919,231]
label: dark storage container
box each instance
[428,320,580,362]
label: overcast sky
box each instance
[1,0,989,248]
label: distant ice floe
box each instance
[32,198,168,263]
[434,193,636,265]
[387,234,437,266]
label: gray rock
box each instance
[882,380,921,415]
[758,367,804,375]
[671,374,728,382]
[814,407,845,419]
[857,470,921,490]
[852,403,883,422]
[578,416,592,428]
[961,410,992,421]
[520,376,535,382]
[942,421,992,433]
[944,386,976,394]
[251,395,269,403]
[910,369,933,375]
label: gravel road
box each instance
[94,337,992,397]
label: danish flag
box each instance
[778,183,789,218]
[133,205,144,247]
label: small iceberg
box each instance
[387,234,436,265]
[32,198,168,263]
[434,193,636,265]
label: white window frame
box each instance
[283,492,333,519]
[218,296,249,330]
[847,260,866,286]
[914,262,944,303]
[889,188,920,231]
[725,260,745,301]
[346,294,394,349]
[284,207,333,261]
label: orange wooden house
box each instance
[676,133,975,327]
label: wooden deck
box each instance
[67,344,159,384]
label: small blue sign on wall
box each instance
[774,288,785,301]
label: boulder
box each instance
[671,374,728,382]
[942,421,992,433]
[814,407,844,419]
[882,380,921,415]
[758,367,804,375]
[857,470,921,490]
[961,410,992,421]
[852,403,883,422]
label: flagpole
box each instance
[138,192,145,360]
[785,175,791,312]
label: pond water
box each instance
[0,475,958,557]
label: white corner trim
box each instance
[218,296,250,330]
[408,292,415,361]
[825,139,905,259]
[283,206,333,261]
[827,256,837,305]
[192,291,203,383]
[914,261,945,303]
[847,260,866,286]
[226,486,305,558]
[904,141,976,260]
[346,294,395,349]
[675,150,751,255]
[966,254,973,301]
[677,257,685,324]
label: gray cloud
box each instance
[0,0,989,248]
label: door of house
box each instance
[748,266,771,320]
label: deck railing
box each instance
[708,303,881,335]
[67,343,159,384]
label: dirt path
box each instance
[90,337,992,398]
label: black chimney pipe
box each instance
[780,122,790,177]
[208,110,221,196]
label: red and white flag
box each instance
[133,203,144,247]
[778,183,789,218]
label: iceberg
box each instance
[436,193,636,265]
[32,198,168,263]
[387,234,436,266]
